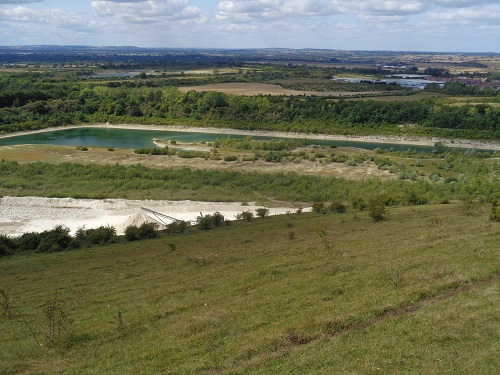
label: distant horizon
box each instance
[0,1,499,54]
[1,45,499,55]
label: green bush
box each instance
[0,235,16,256]
[125,225,140,241]
[75,225,117,246]
[36,225,73,253]
[237,210,254,221]
[490,199,500,222]
[138,222,159,239]
[312,202,326,214]
[125,222,158,241]
[328,201,347,213]
[368,200,387,222]
[256,208,270,218]
[197,212,225,230]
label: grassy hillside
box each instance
[1,204,498,374]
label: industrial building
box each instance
[333,76,444,90]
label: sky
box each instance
[0,0,498,52]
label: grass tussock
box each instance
[0,204,499,374]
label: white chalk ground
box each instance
[0,196,302,237]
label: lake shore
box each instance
[1,123,500,150]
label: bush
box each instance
[312,202,326,214]
[350,197,366,211]
[212,212,225,227]
[166,220,190,234]
[0,234,16,256]
[223,155,238,162]
[125,222,159,241]
[138,222,159,239]
[237,210,254,221]
[197,215,214,230]
[198,212,225,230]
[75,225,117,246]
[177,220,189,233]
[36,225,72,252]
[368,200,387,222]
[490,199,500,222]
[328,200,347,213]
[17,232,41,253]
[256,208,270,218]
[124,225,140,241]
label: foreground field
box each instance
[1,204,499,374]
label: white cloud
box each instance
[216,0,343,21]
[216,0,430,22]
[0,6,92,27]
[215,0,500,23]
[91,0,202,23]
[430,0,498,8]
[0,0,42,4]
[354,1,424,16]
[0,0,498,51]
[427,5,500,25]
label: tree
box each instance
[238,210,254,221]
[212,212,225,227]
[198,215,214,230]
[255,208,270,218]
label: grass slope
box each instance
[1,204,499,374]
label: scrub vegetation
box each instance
[0,144,498,205]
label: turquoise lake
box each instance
[0,127,444,153]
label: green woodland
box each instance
[1,67,500,139]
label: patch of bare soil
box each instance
[178,82,378,97]
[0,196,299,237]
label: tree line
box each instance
[1,73,499,139]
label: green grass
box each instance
[1,204,499,374]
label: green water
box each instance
[0,127,439,153]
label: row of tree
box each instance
[1,72,499,139]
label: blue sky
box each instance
[0,0,499,52]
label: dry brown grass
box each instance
[0,144,394,181]
[348,92,443,102]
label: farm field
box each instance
[178,82,385,97]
